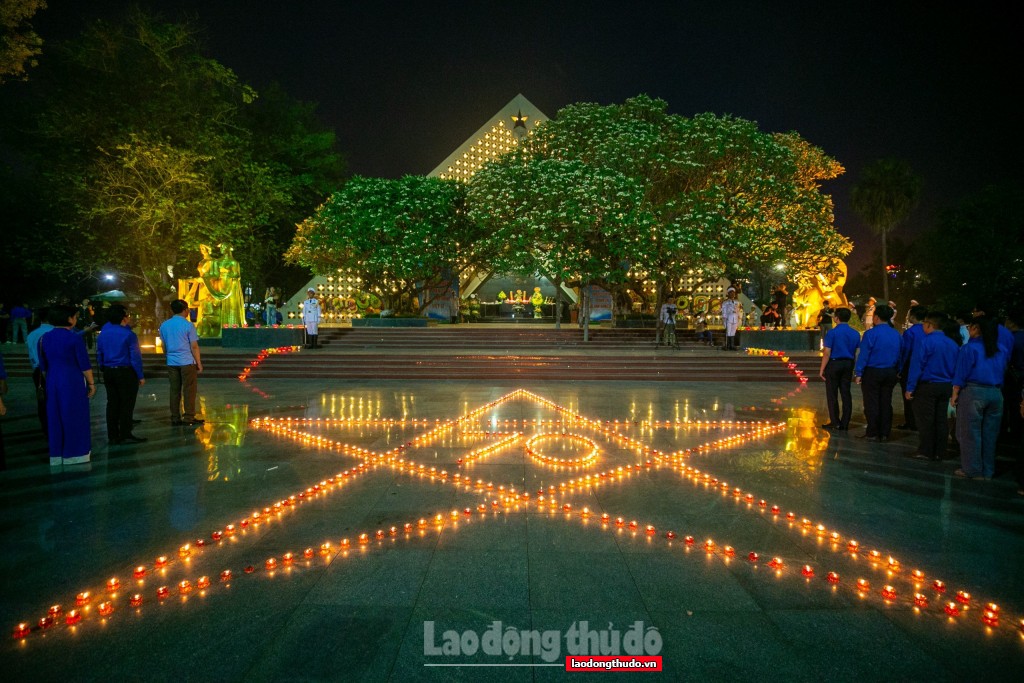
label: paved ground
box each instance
[2,368,1023,681]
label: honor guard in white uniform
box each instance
[721,287,742,351]
[302,288,321,349]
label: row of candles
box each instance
[14,489,1017,641]
[471,393,1018,634]
[15,389,1017,643]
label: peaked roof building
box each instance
[429,93,548,181]
[283,95,550,320]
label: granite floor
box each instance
[1,375,1023,682]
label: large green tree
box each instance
[850,158,922,301]
[916,184,1023,313]
[1,10,344,315]
[471,95,850,318]
[287,175,478,313]
[468,151,655,337]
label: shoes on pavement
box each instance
[63,453,91,465]
[821,423,837,429]
[49,457,62,467]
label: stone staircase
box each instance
[0,327,817,382]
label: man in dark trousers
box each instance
[818,307,860,430]
[897,305,928,431]
[96,304,147,445]
[904,312,960,460]
[854,304,903,442]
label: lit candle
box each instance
[359,533,370,544]
[265,558,277,570]
[913,593,928,608]
[664,531,677,539]
[107,578,121,592]
[283,552,294,564]
[98,602,114,617]
[684,536,695,545]
[179,544,191,558]
[243,565,255,574]
[75,592,91,607]
[912,569,925,582]
[955,591,971,605]
[48,604,62,618]
[856,579,870,592]
[933,580,946,593]
[944,602,960,617]
[801,565,815,577]
[847,541,859,553]
[219,570,233,582]
[133,566,147,579]
[826,572,840,584]
[320,542,332,555]
[881,586,897,600]
[155,556,168,568]
[65,610,82,626]
[767,557,783,569]
[982,610,999,627]
[303,548,314,559]
[13,623,31,639]
[178,580,192,594]
[747,552,760,562]
[211,531,223,541]
[156,586,170,599]
[723,546,735,556]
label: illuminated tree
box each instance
[0,0,46,82]
[0,10,344,311]
[287,176,479,313]
[468,150,654,338]
[475,95,851,317]
[851,157,922,301]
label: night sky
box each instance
[32,1,1019,272]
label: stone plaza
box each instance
[2,345,1023,681]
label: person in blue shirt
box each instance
[1003,310,1024,494]
[25,307,53,438]
[854,304,902,441]
[96,304,147,445]
[951,316,1008,479]
[158,299,204,426]
[39,304,96,466]
[904,313,961,460]
[818,307,860,430]
[896,305,928,431]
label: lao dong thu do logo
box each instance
[424,620,662,662]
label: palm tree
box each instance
[850,159,922,301]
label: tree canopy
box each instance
[0,0,46,82]
[466,95,850,313]
[851,157,922,301]
[0,9,344,312]
[286,175,476,312]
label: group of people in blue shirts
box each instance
[819,301,1023,488]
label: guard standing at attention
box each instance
[302,288,321,349]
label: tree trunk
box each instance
[582,284,591,343]
[554,276,562,331]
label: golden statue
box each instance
[178,243,248,337]
[792,259,849,329]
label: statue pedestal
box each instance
[739,329,820,351]
[221,327,306,348]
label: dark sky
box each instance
[32,1,1020,272]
